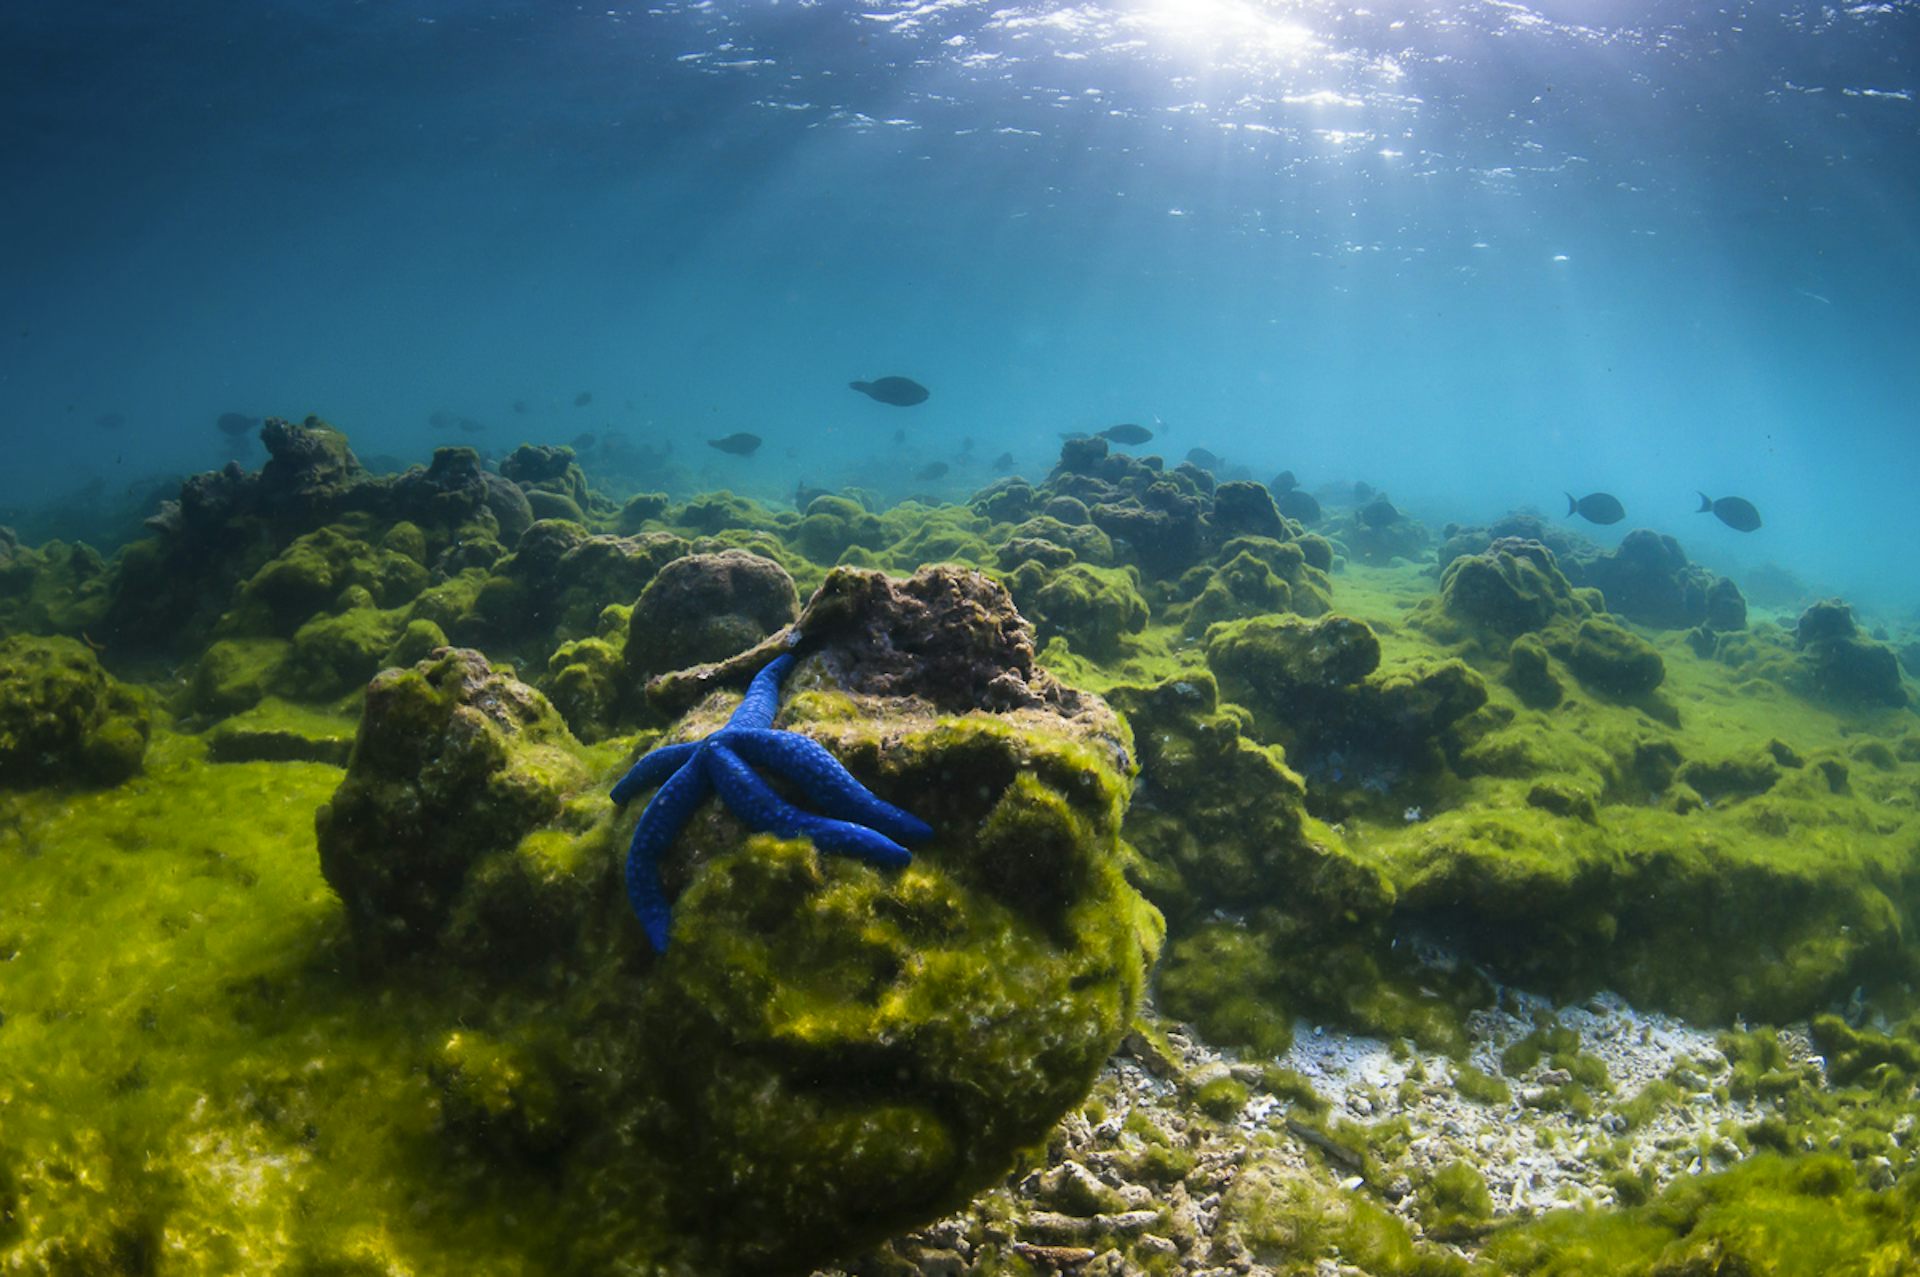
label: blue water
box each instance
[3,0,1916,613]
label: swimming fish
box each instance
[850,376,929,407]
[1358,495,1401,527]
[512,399,530,415]
[1271,470,1298,492]
[1353,481,1375,502]
[1274,488,1321,524]
[428,409,457,429]
[914,461,950,481]
[94,412,126,430]
[1565,491,1626,525]
[1099,423,1154,445]
[457,417,487,434]
[991,451,1015,472]
[574,391,593,408]
[893,429,907,445]
[1698,492,1761,532]
[216,412,257,438]
[570,432,597,452]
[1185,447,1223,470]
[708,432,763,456]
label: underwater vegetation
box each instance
[1,416,1918,1272]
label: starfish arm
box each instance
[722,727,933,844]
[610,740,701,806]
[727,653,796,732]
[707,744,913,869]
[623,753,714,951]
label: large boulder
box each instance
[624,550,801,683]
[314,566,1161,1273]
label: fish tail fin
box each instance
[1696,492,1712,512]
[1565,492,1576,517]
[848,381,868,393]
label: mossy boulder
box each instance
[1560,616,1666,698]
[277,606,409,701]
[187,636,291,716]
[315,647,593,967]
[316,566,1161,1272]
[790,495,888,562]
[1794,599,1908,708]
[1006,561,1149,658]
[1207,614,1487,814]
[624,550,800,682]
[1110,673,1388,923]
[0,635,150,788]
[233,526,426,634]
[1431,537,1584,638]
[0,536,112,637]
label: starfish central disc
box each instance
[609,653,933,951]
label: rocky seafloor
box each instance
[3,417,1920,1274]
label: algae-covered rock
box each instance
[1206,613,1488,817]
[1574,528,1732,631]
[1008,561,1149,658]
[315,647,592,967]
[1435,537,1584,637]
[1563,616,1666,698]
[315,565,1160,1272]
[624,549,799,682]
[0,635,149,788]
[1111,671,1392,928]
[1794,598,1908,708]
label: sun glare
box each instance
[1129,0,1321,66]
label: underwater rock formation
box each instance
[1795,598,1908,708]
[624,548,800,684]
[1424,538,1668,705]
[1575,529,1743,631]
[311,565,1160,1272]
[0,634,150,787]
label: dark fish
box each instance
[913,461,950,482]
[893,429,907,445]
[1353,481,1375,502]
[574,392,593,408]
[1698,492,1761,532]
[991,451,1015,472]
[1358,495,1401,527]
[850,376,929,407]
[215,412,257,437]
[1272,469,1298,492]
[427,409,457,429]
[457,417,487,433]
[1274,488,1321,524]
[1566,491,1625,525]
[708,432,762,456]
[1185,448,1223,470]
[1099,423,1154,445]
[960,435,975,454]
[94,412,126,430]
[571,432,597,452]
[512,399,530,415]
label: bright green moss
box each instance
[1417,1160,1494,1241]
[0,633,150,787]
[1454,1061,1513,1106]
[1194,1075,1250,1120]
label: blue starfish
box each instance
[610,652,933,951]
